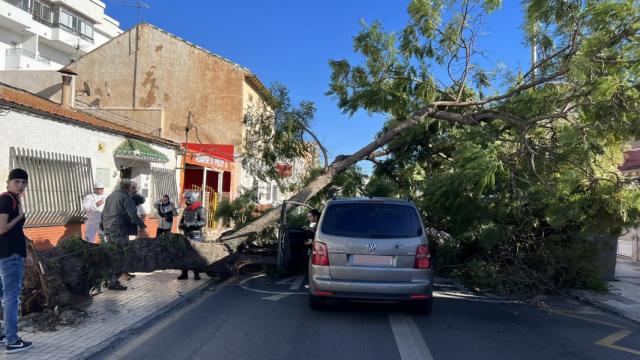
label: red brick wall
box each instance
[26,215,163,250]
[26,223,83,249]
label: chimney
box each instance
[58,67,78,108]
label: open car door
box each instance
[276,201,314,275]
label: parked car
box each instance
[308,197,433,314]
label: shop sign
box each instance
[188,152,233,172]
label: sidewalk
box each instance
[575,257,640,323]
[2,270,213,360]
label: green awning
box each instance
[114,139,169,163]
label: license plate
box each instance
[351,255,393,266]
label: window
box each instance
[7,0,30,12]
[10,147,93,227]
[151,167,178,206]
[321,203,423,238]
[272,185,279,203]
[33,1,53,25]
[265,183,271,201]
[58,8,94,39]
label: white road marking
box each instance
[434,291,519,304]
[290,276,305,290]
[388,313,434,360]
[262,293,291,301]
[275,275,306,290]
[238,274,307,295]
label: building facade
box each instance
[69,23,281,208]
[0,0,122,70]
[0,82,180,248]
[619,147,640,261]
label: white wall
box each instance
[0,108,179,214]
[0,0,122,70]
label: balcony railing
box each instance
[59,24,94,42]
[5,48,51,65]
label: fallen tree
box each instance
[24,0,640,311]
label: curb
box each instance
[72,279,219,360]
[570,290,640,326]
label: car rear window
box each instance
[320,202,423,238]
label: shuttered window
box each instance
[10,147,93,227]
[151,167,178,205]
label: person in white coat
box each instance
[82,182,106,244]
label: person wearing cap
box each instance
[0,168,33,353]
[82,182,107,244]
[101,178,146,290]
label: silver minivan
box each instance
[308,197,433,314]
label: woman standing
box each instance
[154,195,178,237]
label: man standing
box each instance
[101,179,146,290]
[177,191,206,280]
[0,169,32,353]
[82,182,106,244]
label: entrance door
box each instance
[120,167,132,179]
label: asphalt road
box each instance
[92,273,640,360]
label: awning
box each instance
[114,139,169,163]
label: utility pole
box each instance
[182,111,193,172]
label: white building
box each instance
[0,80,180,247]
[0,0,121,70]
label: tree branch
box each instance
[300,123,329,170]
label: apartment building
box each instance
[0,0,121,70]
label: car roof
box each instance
[327,197,415,206]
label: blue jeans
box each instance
[0,254,24,343]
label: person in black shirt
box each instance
[0,169,32,353]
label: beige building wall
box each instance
[72,24,246,148]
[70,24,274,200]
[0,70,63,102]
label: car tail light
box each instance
[410,294,431,299]
[414,244,431,269]
[312,241,329,266]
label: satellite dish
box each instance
[83,82,91,97]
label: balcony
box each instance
[5,48,52,69]
[0,0,32,32]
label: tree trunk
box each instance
[23,233,236,313]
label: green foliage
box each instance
[328,0,640,295]
[305,166,368,209]
[243,83,318,191]
[215,189,260,229]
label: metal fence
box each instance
[10,147,93,227]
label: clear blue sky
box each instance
[106,0,530,168]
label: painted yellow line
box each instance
[595,329,640,356]
[550,309,626,329]
[551,309,640,356]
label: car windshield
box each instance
[320,202,423,238]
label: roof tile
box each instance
[0,83,177,148]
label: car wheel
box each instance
[309,295,325,311]
[410,298,433,315]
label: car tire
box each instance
[411,298,433,315]
[309,295,325,311]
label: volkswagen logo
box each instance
[366,242,376,254]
